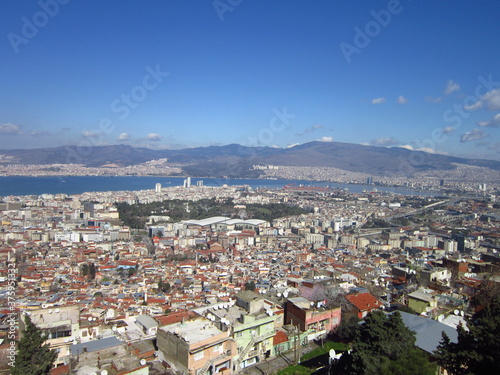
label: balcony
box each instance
[247,349,258,358]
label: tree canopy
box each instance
[434,296,500,375]
[116,198,311,228]
[12,314,57,375]
[333,310,436,375]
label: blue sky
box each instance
[1,0,500,160]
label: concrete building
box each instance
[157,317,236,375]
[407,289,438,315]
[21,305,80,366]
[230,292,276,370]
[284,297,341,341]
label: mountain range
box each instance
[1,141,499,178]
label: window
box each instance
[193,351,204,361]
[213,344,223,354]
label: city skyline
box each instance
[2,1,500,160]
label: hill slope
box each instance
[1,141,499,177]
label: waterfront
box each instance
[0,176,439,197]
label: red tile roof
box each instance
[273,330,289,345]
[345,292,382,311]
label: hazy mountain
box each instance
[1,141,499,177]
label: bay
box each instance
[0,176,438,197]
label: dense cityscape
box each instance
[3,1,500,374]
[1,176,499,374]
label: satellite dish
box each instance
[49,309,53,314]
[283,291,289,298]
[460,310,464,317]
[88,317,92,321]
[329,349,336,359]
[112,326,117,331]
[438,315,444,322]
[277,292,282,298]
[454,309,459,316]
[140,359,146,366]
[101,371,108,375]
[55,308,60,313]
[425,306,432,312]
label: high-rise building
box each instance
[196,180,203,187]
[155,183,162,193]
[183,177,191,188]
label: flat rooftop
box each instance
[161,318,223,344]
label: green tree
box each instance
[158,279,171,293]
[89,263,96,280]
[434,296,500,375]
[244,281,256,291]
[335,311,435,375]
[12,314,57,375]
[80,263,89,276]
[330,315,360,343]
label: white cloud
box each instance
[397,96,408,104]
[0,123,23,135]
[464,101,483,111]
[444,80,460,95]
[118,133,130,141]
[478,113,500,128]
[398,144,446,154]
[441,126,455,134]
[460,129,486,143]
[82,130,99,137]
[317,136,334,142]
[146,133,162,141]
[399,145,414,151]
[465,89,500,111]
[481,89,500,110]
[286,143,300,148]
[371,97,386,104]
[371,137,400,146]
